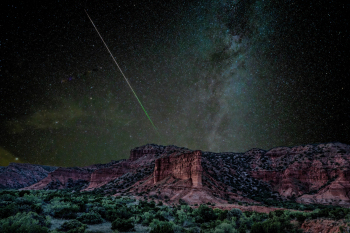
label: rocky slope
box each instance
[301,219,347,233]
[0,163,57,189]
[2,142,350,207]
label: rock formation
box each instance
[301,219,347,233]
[2,142,350,207]
[0,163,57,189]
[153,150,202,187]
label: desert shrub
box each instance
[201,219,223,230]
[250,216,302,233]
[0,203,19,219]
[215,209,228,221]
[329,208,350,220]
[227,208,242,220]
[117,207,133,219]
[111,218,134,231]
[0,194,16,202]
[176,209,194,225]
[0,191,17,197]
[238,224,247,233]
[0,211,50,233]
[245,211,268,222]
[18,190,30,197]
[296,213,307,223]
[238,213,253,229]
[250,222,264,233]
[194,205,217,223]
[104,206,133,221]
[18,193,42,205]
[89,204,107,218]
[271,210,285,218]
[155,211,167,221]
[139,200,157,210]
[58,219,86,233]
[105,209,118,221]
[141,211,155,225]
[263,220,284,233]
[149,221,174,233]
[71,197,86,212]
[214,222,237,233]
[31,203,43,214]
[44,192,63,202]
[13,195,43,214]
[77,211,103,224]
[54,207,78,219]
[46,199,79,219]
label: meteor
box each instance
[84,9,160,137]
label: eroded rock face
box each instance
[3,142,350,208]
[154,150,202,187]
[0,163,57,189]
[250,142,350,207]
[22,167,92,190]
[301,219,347,233]
[83,161,132,191]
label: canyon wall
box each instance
[250,142,350,207]
[153,150,202,187]
[2,142,350,208]
[23,167,92,190]
[0,163,57,189]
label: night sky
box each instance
[1,0,349,167]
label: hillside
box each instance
[0,142,345,208]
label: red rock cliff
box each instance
[153,150,202,187]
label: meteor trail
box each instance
[84,9,160,137]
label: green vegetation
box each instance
[77,212,103,224]
[111,218,134,231]
[58,219,86,232]
[0,190,349,232]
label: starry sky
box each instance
[1,0,349,167]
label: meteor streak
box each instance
[84,9,160,137]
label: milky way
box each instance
[1,0,348,166]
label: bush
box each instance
[296,214,306,223]
[0,194,16,202]
[227,208,242,220]
[250,217,301,233]
[48,200,80,219]
[0,203,19,219]
[58,219,86,233]
[18,190,30,197]
[0,212,50,233]
[194,205,217,223]
[150,221,174,233]
[214,222,237,233]
[105,209,118,221]
[77,211,103,224]
[251,222,264,233]
[142,211,155,225]
[105,207,133,221]
[54,207,78,219]
[111,218,134,232]
[215,209,228,221]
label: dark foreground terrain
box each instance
[1,142,350,232]
[1,189,350,233]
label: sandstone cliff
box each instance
[301,219,347,233]
[250,142,350,207]
[3,142,350,208]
